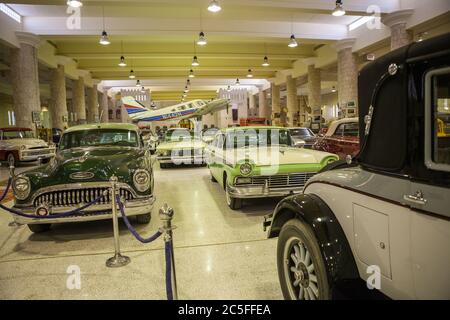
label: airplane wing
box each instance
[122,96,229,122]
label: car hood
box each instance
[157,140,205,150]
[24,147,146,187]
[4,138,49,148]
[223,146,336,166]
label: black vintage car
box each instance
[265,33,450,300]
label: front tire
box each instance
[28,224,52,233]
[135,213,151,224]
[277,219,331,300]
[225,184,242,210]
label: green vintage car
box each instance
[205,126,339,209]
[10,123,155,233]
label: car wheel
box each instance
[135,213,151,224]
[225,184,242,210]
[28,224,52,233]
[277,219,331,300]
[7,153,16,167]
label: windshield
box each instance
[225,129,291,149]
[59,129,139,150]
[2,130,34,139]
[290,128,314,137]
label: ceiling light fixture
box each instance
[208,0,222,13]
[192,55,200,66]
[184,86,190,93]
[136,80,141,87]
[332,0,346,17]
[262,56,270,67]
[288,34,298,48]
[186,79,191,86]
[67,0,83,8]
[118,41,127,67]
[129,69,135,79]
[197,31,207,46]
[141,86,146,93]
[247,69,253,78]
[226,85,232,92]
[331,86,337,93]
[189,69,195,78]
[235,78,240,86]
[99,7,110,45]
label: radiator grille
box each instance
[33,188,134,207]
[236,172,316,189]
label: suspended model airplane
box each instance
[122,96,229,122]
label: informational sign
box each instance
[32,111,41,123]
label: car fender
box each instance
[267,193,359,285]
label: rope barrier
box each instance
[0,178,12,202]
[165,241,174,300]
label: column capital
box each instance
[77,69,91,79]
[55,55,74,66]
[381,9,414,28]
[334,38,356,52]
[303,57,317,66]
[15,32,41,48]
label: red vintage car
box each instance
[312,118,360,160]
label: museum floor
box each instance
[0,162,282,300]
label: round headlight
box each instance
[240,163,253,175]
[13,175,31,200]
[20,145,26,150]
[133,169,151,192]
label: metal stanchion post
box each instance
[106,175,131,268]
[160,203,178,300]
[7,165,21,228]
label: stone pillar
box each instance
[382,9,414,51]
[335,39,358,112]
[258,89,267,119]
[305,59,321,119]
[49,64,68,130]
[10,32,41,131]
[87,85,99,123]
[271,84,280,124]
[73,77,86,124]
[248,92,256,116]
[286,75,298,127]
[100,89,109,123]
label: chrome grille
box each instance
[236,172,316,189]
[34,187,134,207]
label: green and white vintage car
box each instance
[10,123,155,233]
[205,126,339,209]
[156,128,206,168]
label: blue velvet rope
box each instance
[0,180,105,219]
[0,178,12,202]
[116,195,162,243]
[165,241,173,300]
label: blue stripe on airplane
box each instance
[139,109,197,121]
[126,108,147,114]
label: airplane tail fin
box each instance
[122,96,148,116]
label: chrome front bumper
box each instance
[12,196,155,225]
[20,149,56,162]
[157,155,204,164]
[227,184,304,199]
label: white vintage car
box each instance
[0,127,56,167]
[156,128,206,168]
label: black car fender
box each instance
[267,193,360,286]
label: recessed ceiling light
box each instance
[332,0,346,17]
[288,34,298,48]
[197,31,207,46]
[208,0,222,13]
[67,0,83,8]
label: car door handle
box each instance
[403,191,427,205]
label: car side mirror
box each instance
[293,140,306,148]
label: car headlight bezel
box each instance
[239,163,253,176]
[13,175,31,200]
[133,169,151,192]
[20,145,26,151]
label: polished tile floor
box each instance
[0,163,283,299]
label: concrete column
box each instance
[49,64,68,130]
[73,77,86,124]
[87,85,99,123]
[10,32,41,131]
[271,84,280,124]
[382,10,414,51]
[100,89,109,123]
[335,39,359,111]
[258,89,267,119]
[286,75,298,127]
[305,59,321,118]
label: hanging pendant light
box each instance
[331,86,337,93]
[189,69,195,78]
[262,56,270,67]
[118,56,127,67]
[208,0,222,13]
[197,31,207,46]
[235,78,240,86]
[141,86,146,93]
[67,0,83,8]
[186,79,191,86]
[192,56,200,66]
[332,0,346,16]
[288,34,298,48]
[247,69,253,78]
[184,86,190,93]
[136,80,141,87]
[129,69,135,79]
[99,7,110,45]
[227,85,232,92]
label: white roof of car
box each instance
[326,118,359,137]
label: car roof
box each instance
[220,126,286,133]
[64,123,139,134]
[326,118,358,136]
